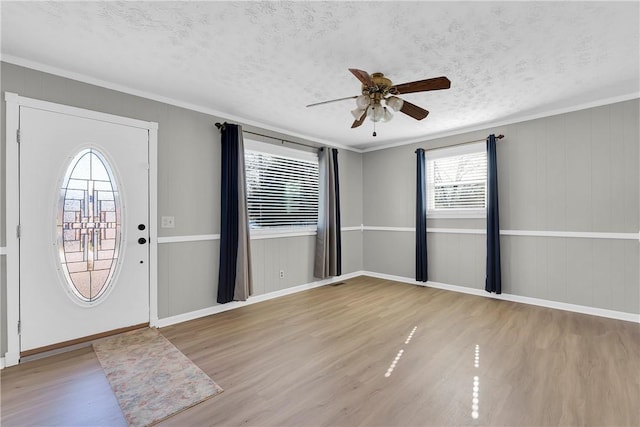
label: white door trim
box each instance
[3,92,158,367]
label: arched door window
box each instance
[57,148,121,302]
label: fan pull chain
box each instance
[373,119,377,137]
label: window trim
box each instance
[244,139,318,163]
[425,142,487,219]
[244,139,319,231]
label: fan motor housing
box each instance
[363,72,393,97]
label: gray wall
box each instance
[156,147,363,319]
[0,62,364,353]
[1,60,637,359]
[363,99,640,314]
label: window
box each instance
[426,142,487,217]
[244,140,319,229]
[57,148,121,303]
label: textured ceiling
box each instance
[1,1,638,151]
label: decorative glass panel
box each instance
[57,149,121,302]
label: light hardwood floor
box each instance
[2,276,639,426]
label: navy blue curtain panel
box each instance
[332,148,342,276]
[485,134,502,294]
[415,148,428,282]
[217,123,252,304]
[218,124,239,303]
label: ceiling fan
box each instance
[306,68,451,136]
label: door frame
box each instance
[4,92,159,367]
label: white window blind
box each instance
[244,142,319,229]
[426,142,487,215]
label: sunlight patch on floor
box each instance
[472,344,480,419]
[384,326,417,378]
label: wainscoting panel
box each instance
[157,229,365,321]
[429,232,485,290]
[342,228,364,275]
[503,236,639,313]
[157,240,220,319]
[364,228,639,315]
[363,230,414,278]
[251,235,316,295]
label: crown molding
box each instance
[360,92,640,153]
[0,55,362,153]
[3,55,637,156]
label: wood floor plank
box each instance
[2,276,639,426]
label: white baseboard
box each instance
[156,269,639,329]
[362,271,640,323]
[0,357,5,369]
[155,271,364,328]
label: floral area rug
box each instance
[93,328,223,427]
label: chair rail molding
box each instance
[362,226,639,240]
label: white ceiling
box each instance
[1,1,638,151]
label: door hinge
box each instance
[16,224,21,238]
[17,129,21,144]
[17,321,21,334]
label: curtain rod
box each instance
[215,122,318,150]
[415,134,504,153]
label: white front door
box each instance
[19,106,150,353]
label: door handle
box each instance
[138,237,147,245]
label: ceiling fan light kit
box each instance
[366,104,392,123]
[351,107,366,120]
[307,68,451,137]
[356,94,370,109]
[385,96,404,112]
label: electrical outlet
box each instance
[279,270,285,279]
[161,216,175,228]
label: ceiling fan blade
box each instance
[306,95,358,108]
[391,76,451,95]
[351,107,368,128]
[348,68,374,88]
[400,100,429,120]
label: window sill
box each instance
[427,210,486,219]
[249,227,317,240]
